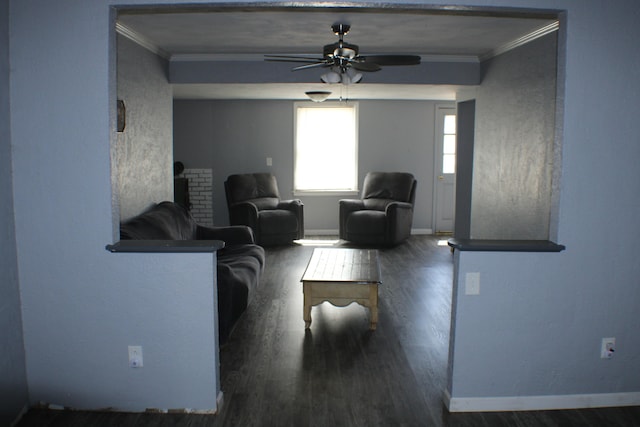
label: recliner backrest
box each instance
[226,173,281,204]
[361,172,416,204]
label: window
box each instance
[294,102,358,194]
[442,113,457,174]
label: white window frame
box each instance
[293,101,359,196]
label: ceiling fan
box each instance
[265,24,421,84]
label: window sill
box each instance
[293,190,359,197]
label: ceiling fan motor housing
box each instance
[323,42,359,59]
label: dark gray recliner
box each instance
[339,172,417,246]
[225,173,304,246]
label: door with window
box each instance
[434,105,457,233]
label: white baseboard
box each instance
[444,389,640,412]
[304,229,339,236]
[412,228,433,235]
[303,229,434,236]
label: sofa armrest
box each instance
[196,225,256,245]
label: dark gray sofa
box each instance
[119,201,265,344]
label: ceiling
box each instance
[117,6,559,100]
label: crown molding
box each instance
[115,22,170,59]
[480,20,559,61]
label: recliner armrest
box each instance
[196,225,257,245]
[339,199,365,213]
[385,201,413,214]
[277,199,303,211]
[228,202,259,229]
[339,199,366,239]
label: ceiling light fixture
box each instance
[305,91,332,102]
[320,67,363,85]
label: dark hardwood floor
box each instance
[16,236,640,426]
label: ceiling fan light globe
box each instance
[321,71,341,84]
[346,69,363,84]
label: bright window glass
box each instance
[294,103,358,192]
[442,114,457,174]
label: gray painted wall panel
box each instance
[173,99,445,232]
[116,34,173,221]
[0,0,28,423]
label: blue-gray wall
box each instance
[5,0,640,415]
[173,99,447,232]
[116,34,173,221]
[0,0,28,423]
[10,1,219,413]
[447,5,640,411]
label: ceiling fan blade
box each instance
[358,55,421,66]
[264,55,325,64]
[350,61,382,72]
[291,62,332,71]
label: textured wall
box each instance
[471,32,558,239]
[116,34,173,221]
[0,0,28,423]
[173,99,447,232]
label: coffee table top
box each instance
[301,248,381,284]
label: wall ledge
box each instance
[106,240,224,253]
[448,238,565,252]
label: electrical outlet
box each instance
[266,157,272,166]
[465,272,480,295]
[601,337,615,359]
[128,345,143,368]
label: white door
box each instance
[433,105,457,234]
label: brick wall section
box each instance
[183,168,213,227]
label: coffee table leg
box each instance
[303,283,312,328]
[369,284,378,330]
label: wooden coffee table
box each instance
[301,248,381,330]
